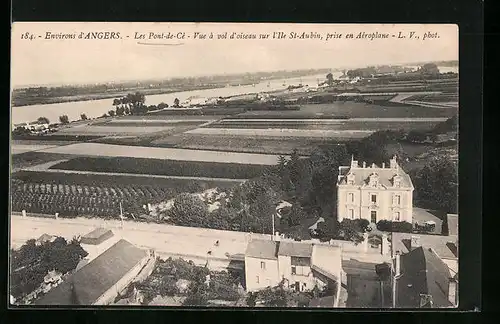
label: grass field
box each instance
[38,142,282,165]
[49,156,272,179]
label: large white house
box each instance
[336,156,414,223]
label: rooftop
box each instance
[35,239,147,305]
[82,228,113,240]
[397,246,453,308]
[278,241,313,258]
[392,232,458,260]
[337,157,413,188]
[245,240,279,260]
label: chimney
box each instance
[390,155,398,169]
[363,161,366,168]
[448,277,458,306]
[350,155,358,168]
[395,252,401,276]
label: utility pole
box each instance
[119,201,124,229]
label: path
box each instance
[11,214,391,266]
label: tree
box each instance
[173,98,180,108]
[80,113,88,120]
[158,102,169,109]
[37,117,50,124]
[59,115,69,124]
[411,156,458,213]
[326,73,334,86]
[108,110,116,117]
[257,285,289,307]
[167,193,209,227]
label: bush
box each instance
[376,220,412,233]
[59,115,69,124]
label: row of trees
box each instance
[109,92,180,116]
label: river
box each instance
[11,74,334,125]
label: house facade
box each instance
[336,156,414,223]
[244,239,341,293]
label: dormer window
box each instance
[393,175,402,188]
[347,172,355,185]
[369,173,379,187]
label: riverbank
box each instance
[11,84,225,107]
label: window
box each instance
[260,261,266,270]
[371,211,377,223]
[348,192,354,202]
[394,212,401,221]
[256,276,260,284]
[295,282,300,291]
[349,209,355,219]
[291,266,296,275]
[371,194,377,203]
[394,195,401,205]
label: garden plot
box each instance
[186,128,374,138]
[39,142,282,165]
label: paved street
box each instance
[10,215,392,266]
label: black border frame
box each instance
[5,0,483,322]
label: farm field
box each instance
[186,128,374,138]
[11,170,238,219]
[57,125,174,136]
[151,134,343,155]
[49,156,272,179]
[233,103,458,119]
[38,142,282,165]
[204,118,446,131]
[11,144,60,155]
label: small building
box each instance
[35,239,152,305]
[336,155,414,223]
[393,246,457,308]
[80,228,114,245]
[244,239,342,293]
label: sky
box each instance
[11,23,459,87]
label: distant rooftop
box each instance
[392,232,458,260]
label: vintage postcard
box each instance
[10,22,458,308]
